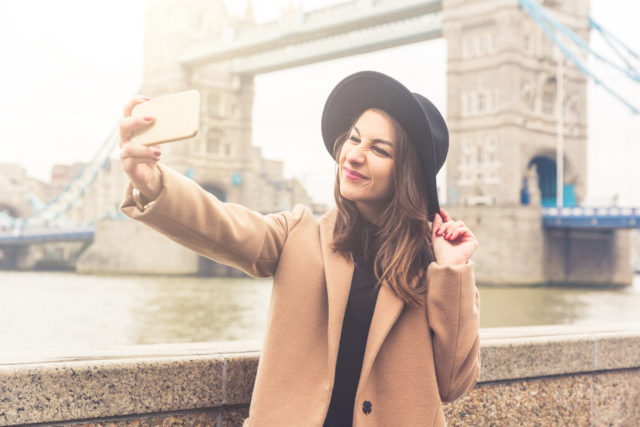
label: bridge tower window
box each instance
[542,77,556,115]
[477,92,486,112]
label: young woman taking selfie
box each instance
[119,71,480,426]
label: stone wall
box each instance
[545,228,634,286]
[76,219,251,277]
[76,219,200,275]
[447,204,547,285]
[1,325,638,426]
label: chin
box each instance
[339,190,357,203]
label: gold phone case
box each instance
[131,90,200,146]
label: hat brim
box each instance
[321,71,440,221]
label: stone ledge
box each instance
[479,324,640,381]
[1,325,639,426]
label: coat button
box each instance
[362,400,372,414]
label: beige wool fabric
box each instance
[120,163,481,426]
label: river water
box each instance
[1,271,639,364]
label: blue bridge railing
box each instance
[0,227,95,245]
[543,207,640,229]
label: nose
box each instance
[345,143,365,165]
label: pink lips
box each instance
[343,167,367,181]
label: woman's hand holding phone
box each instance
[119,95,163,201]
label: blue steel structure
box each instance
[0,228,95,245]
[0,118,121,245]
[519,0,640,114]
[543,207,640,229]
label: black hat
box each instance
[321,70,449,221]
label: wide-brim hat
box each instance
[321,70,449,222]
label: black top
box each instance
[323,229,380,427]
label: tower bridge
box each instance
[178,0,443,74]
[2,0,638,285]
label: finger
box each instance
[442,227,453,239]
[432,213,442,235]
[449,229,462,240]
[442,222,463,239]
[440,220,458,237]
[449,225,474,241]
[120,143,161,161]
[123,95,151,118]
[439,221,456,237]
[439,207,453,223]
[119,115,155,146]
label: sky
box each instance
[0,0,638,207]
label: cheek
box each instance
[374,162,394,189]
[337,145,349,166]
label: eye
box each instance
[373,146,390,157]
[349,135,361,143]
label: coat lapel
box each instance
[358,282,406,392]
[319,210,406,391]
[319,212,354,376]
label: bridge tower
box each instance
[443,0,589,208]
[142,0,311,213]
[442,0,635,286]
[141,0,255,207]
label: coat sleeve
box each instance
[119,163,309,278]
[426,262,481,403]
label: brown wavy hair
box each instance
[332,109,436,307]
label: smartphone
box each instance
[130,90,200,146]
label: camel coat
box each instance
[120,164,481,426]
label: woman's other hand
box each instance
[119,95,163,200]
[431,207,478,266]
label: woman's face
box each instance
[338,108,396,222]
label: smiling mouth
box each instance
[343,167,368,180]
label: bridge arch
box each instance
[528,156,557,206]
[525,153,578,207]
[0,203,21,268]
[0,203,20,218]
[0,202,28,231]
[201,183,228,202]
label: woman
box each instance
[119,71,480,426]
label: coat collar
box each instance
[319,210,353,376]
[358,283,405,392]
[319,209,406,388]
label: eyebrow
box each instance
[352,126,393,147]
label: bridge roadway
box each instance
[542,206,640,228]
[178,0,443,74]
[1,207,638,246]
[0,226,94,245]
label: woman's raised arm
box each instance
[118,96,312,278]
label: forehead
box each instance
[353,109,396,139]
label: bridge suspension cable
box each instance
[9,119,121,230]
[519,0,640,115]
